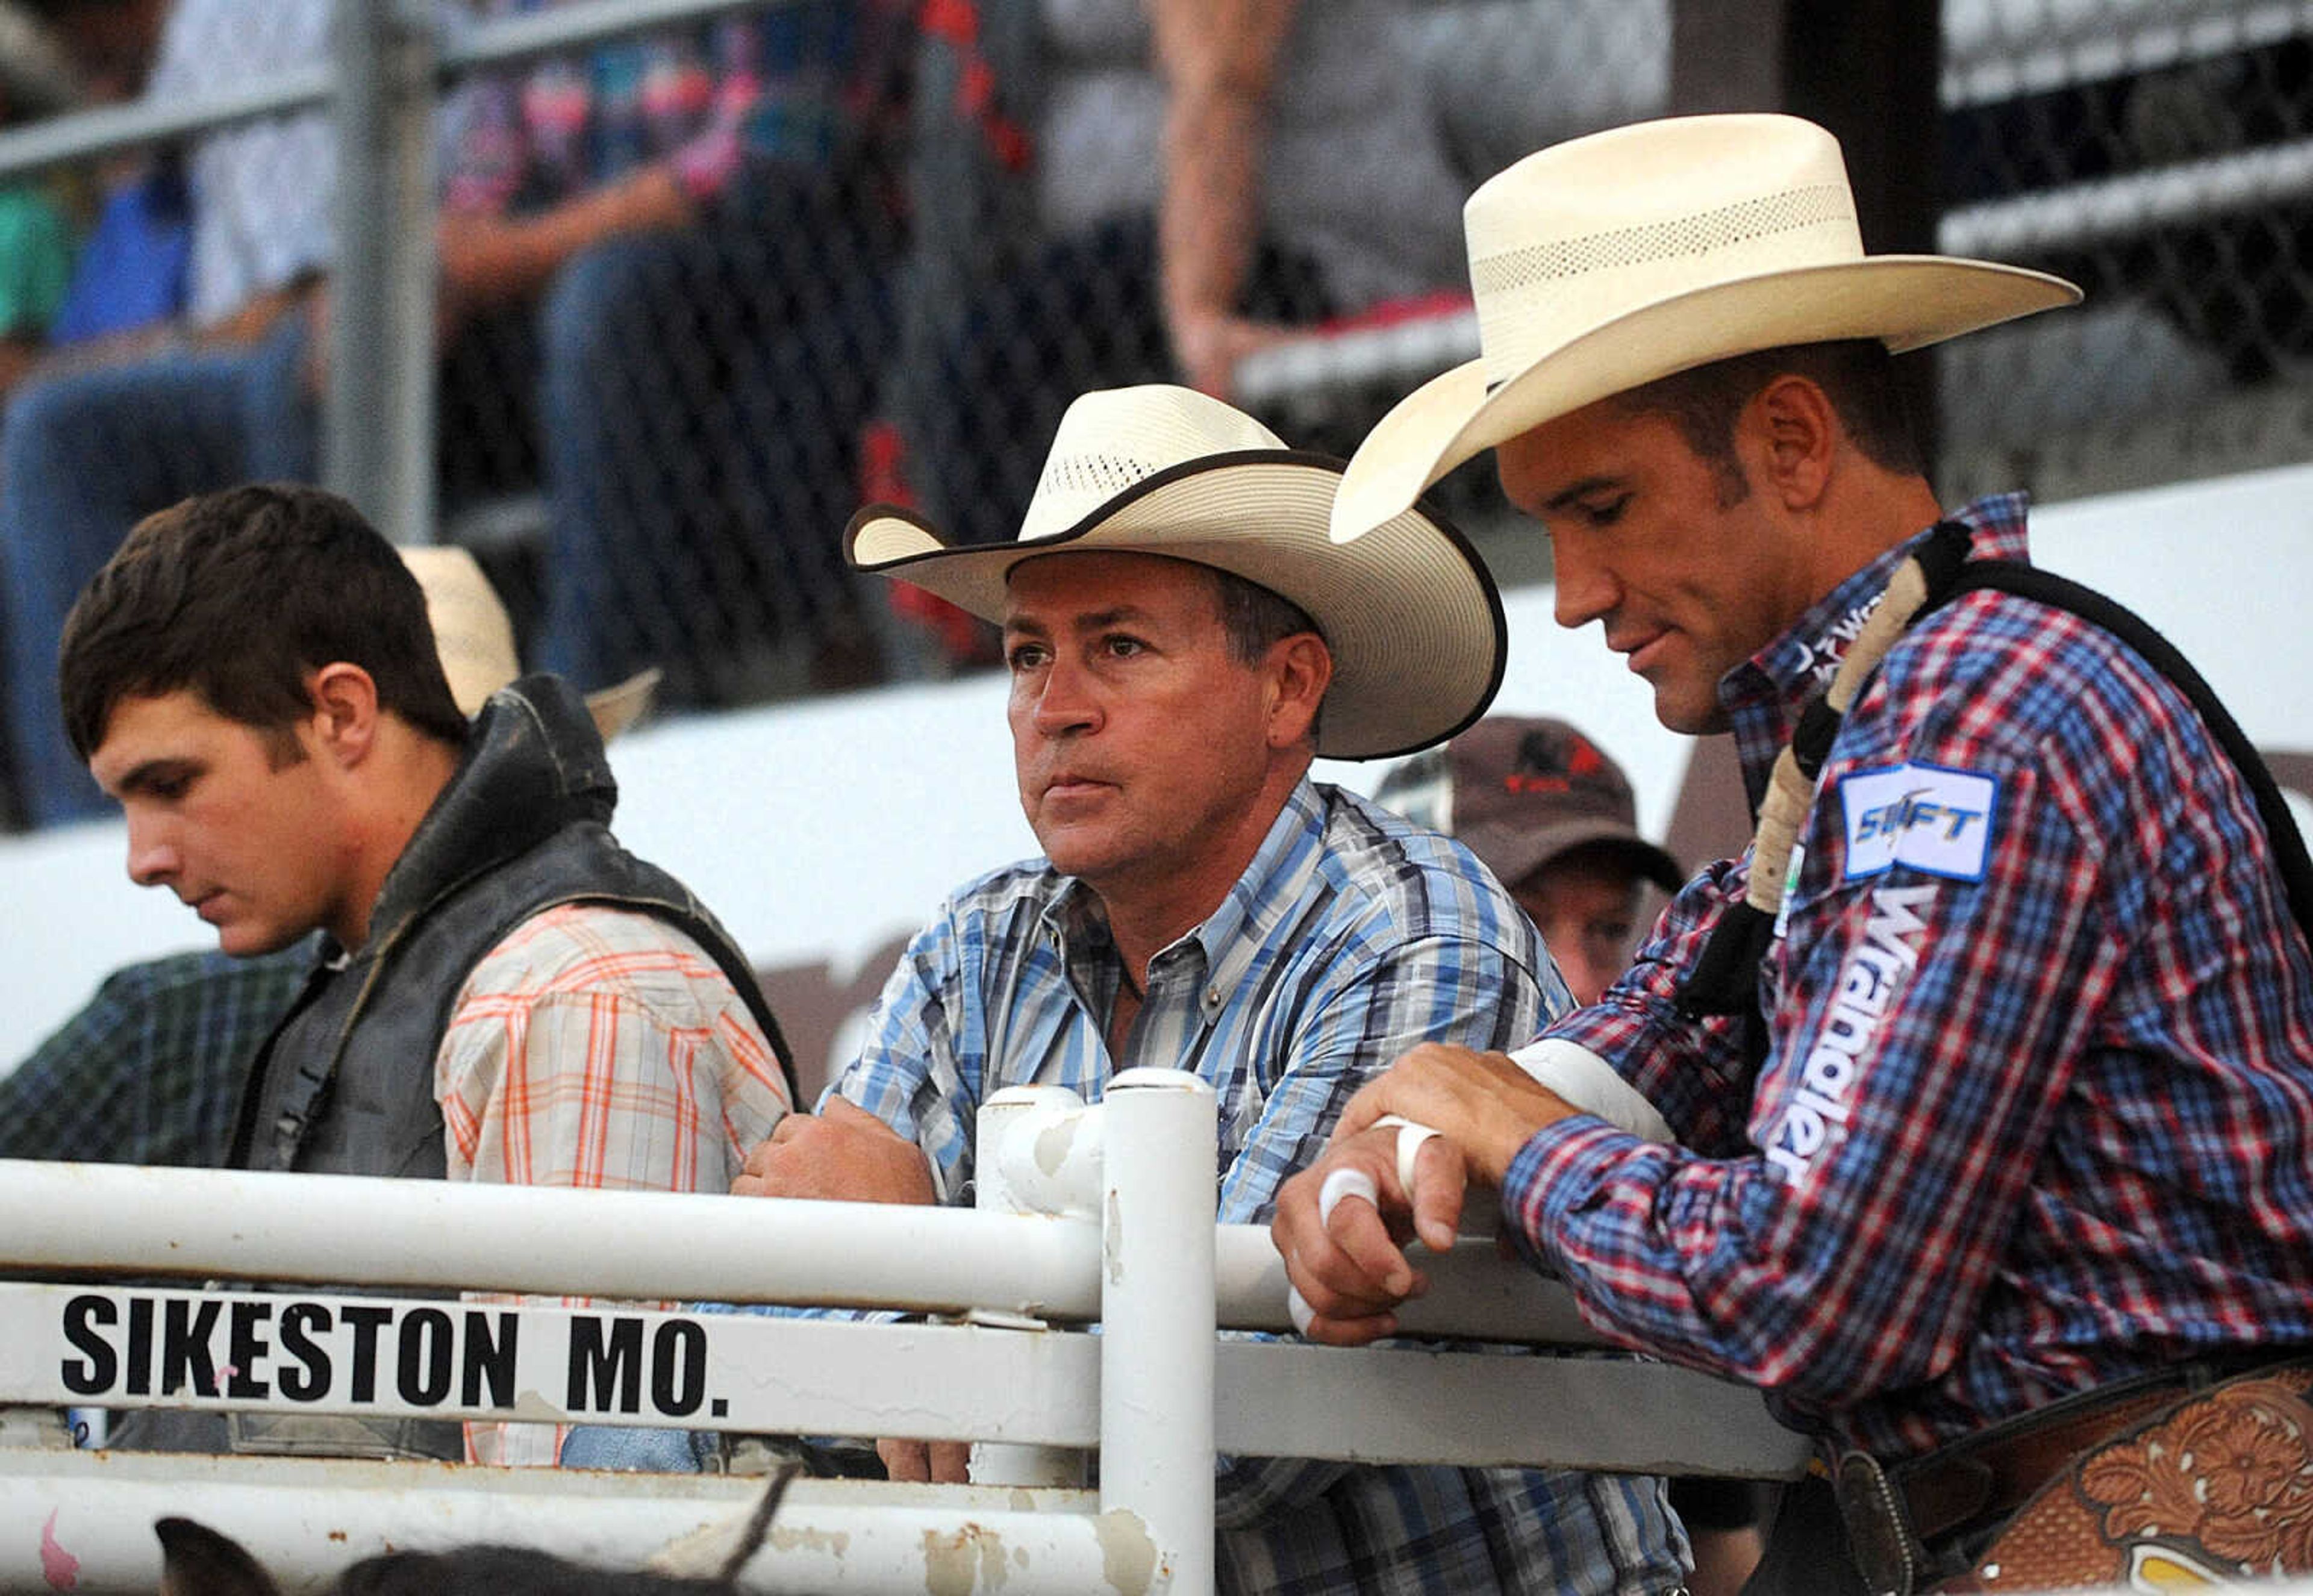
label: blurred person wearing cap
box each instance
[1375,717,1768,1596]
[713,385,1686,1595]
[1373,717,1684,1006]
[55,483,794,1467]
[1275,113,2313,1593]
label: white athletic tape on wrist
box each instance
[1317,1165,1380,1227]
[1507,1038,1675,1143]
[1372,1112,1440,1195]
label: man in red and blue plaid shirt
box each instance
[1277,114,2313,1594]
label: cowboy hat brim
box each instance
[1331,255,2080,543]
[848,449,1506,760]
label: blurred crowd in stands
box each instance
[0,0,1533,833]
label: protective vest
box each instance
[229,675,793,1179]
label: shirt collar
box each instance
[1717,493,2032,809]
[1034,778,1328,1017]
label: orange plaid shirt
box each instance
[437,902,791,1465]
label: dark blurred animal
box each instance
[156,1466,793,1594]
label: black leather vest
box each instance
[229,675,791,1178]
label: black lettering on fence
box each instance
[462,1311,517,1409]
[398,1308,454,1406]
[226,1300,272,1399]
[278,1303,332,1402]
[651,1320,707,1418]
[342,1306,392,1404]
[126,1295,153,1397]
[161,1297,221,1397]
[60,1294,116,1396]
[567,1317,645,1415]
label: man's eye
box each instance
[1005,643,1047,672]
[1101,635,1146,658]
[1579,495,1631,527]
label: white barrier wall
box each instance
[1,463,2309,1070]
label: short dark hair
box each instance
[1207,566,1322,667]
[1609,338,1924,505]
[59,482,470,761]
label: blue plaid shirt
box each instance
[0,946,313,1168]
[836,779,1685,1596]
[1511,495,2313,1460]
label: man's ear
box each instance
[305,662,381,767]
[1265,632,1333,750]
[1747,374,1838,511]
[155,1517,284,1596]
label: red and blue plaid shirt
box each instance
[1505,493,2313,1460]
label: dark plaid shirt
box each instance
[1509,494,2313,1460]
[0,945,312,1167]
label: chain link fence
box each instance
[0,0,2308,827]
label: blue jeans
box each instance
[560,1424,715,1473]
[532,160,894,707]
[0,315,314,826]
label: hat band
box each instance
[1471,182,1859,383]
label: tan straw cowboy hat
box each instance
[401,546,658,740]
[847,384,1506,759]
[1330,113,2082,543]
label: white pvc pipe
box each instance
[981,1085,1106,1220]
[1099,1068,1216,1596]
[0,1450,1128,1594]
[0,1160,1101,1320]
[970,1087,1096,1489]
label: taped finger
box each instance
[1373,1113,1441,1197]
[1317,1165,1380,1227]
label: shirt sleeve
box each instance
[437,904,792,1465]
[826,905,984,1205]
[1214,924,1553,1526]
[1501,727,2121,1411]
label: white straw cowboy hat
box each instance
[1330,113,2082,542]
[400,546,658,741]
[847,384,1506,759]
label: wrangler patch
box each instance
[1764,884,1933,1182]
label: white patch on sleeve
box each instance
[1839,762,2000,882]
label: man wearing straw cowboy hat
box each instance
[56,483,794,1465]
[730,383,1688,1594]
[1275,113,2313,1592]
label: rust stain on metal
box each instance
[1094,1508,1156,1595]
[920,1520,1007,1594]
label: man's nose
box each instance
[1031,655,1102,737]
[1552,540,1618,632]
[124,814,179,888]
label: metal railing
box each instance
[0,1071,1810,1592]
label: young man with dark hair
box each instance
[61,483,793,1465]
[1277,114,2313,1592]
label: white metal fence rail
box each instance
[0,1068,1811,1593]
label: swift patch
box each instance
[1840,762,1999,882]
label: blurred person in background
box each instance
[1372,716,1685,1008]
[0,0,336,829]
[881,0,1469,585]
[1371,715,1767,1596]
[0,0,913,830]
[432,0,914,712]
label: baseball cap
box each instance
[1373,716,1684,895]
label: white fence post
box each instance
[1099,1068,1217,1596]
[970,1085,1094,1489]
